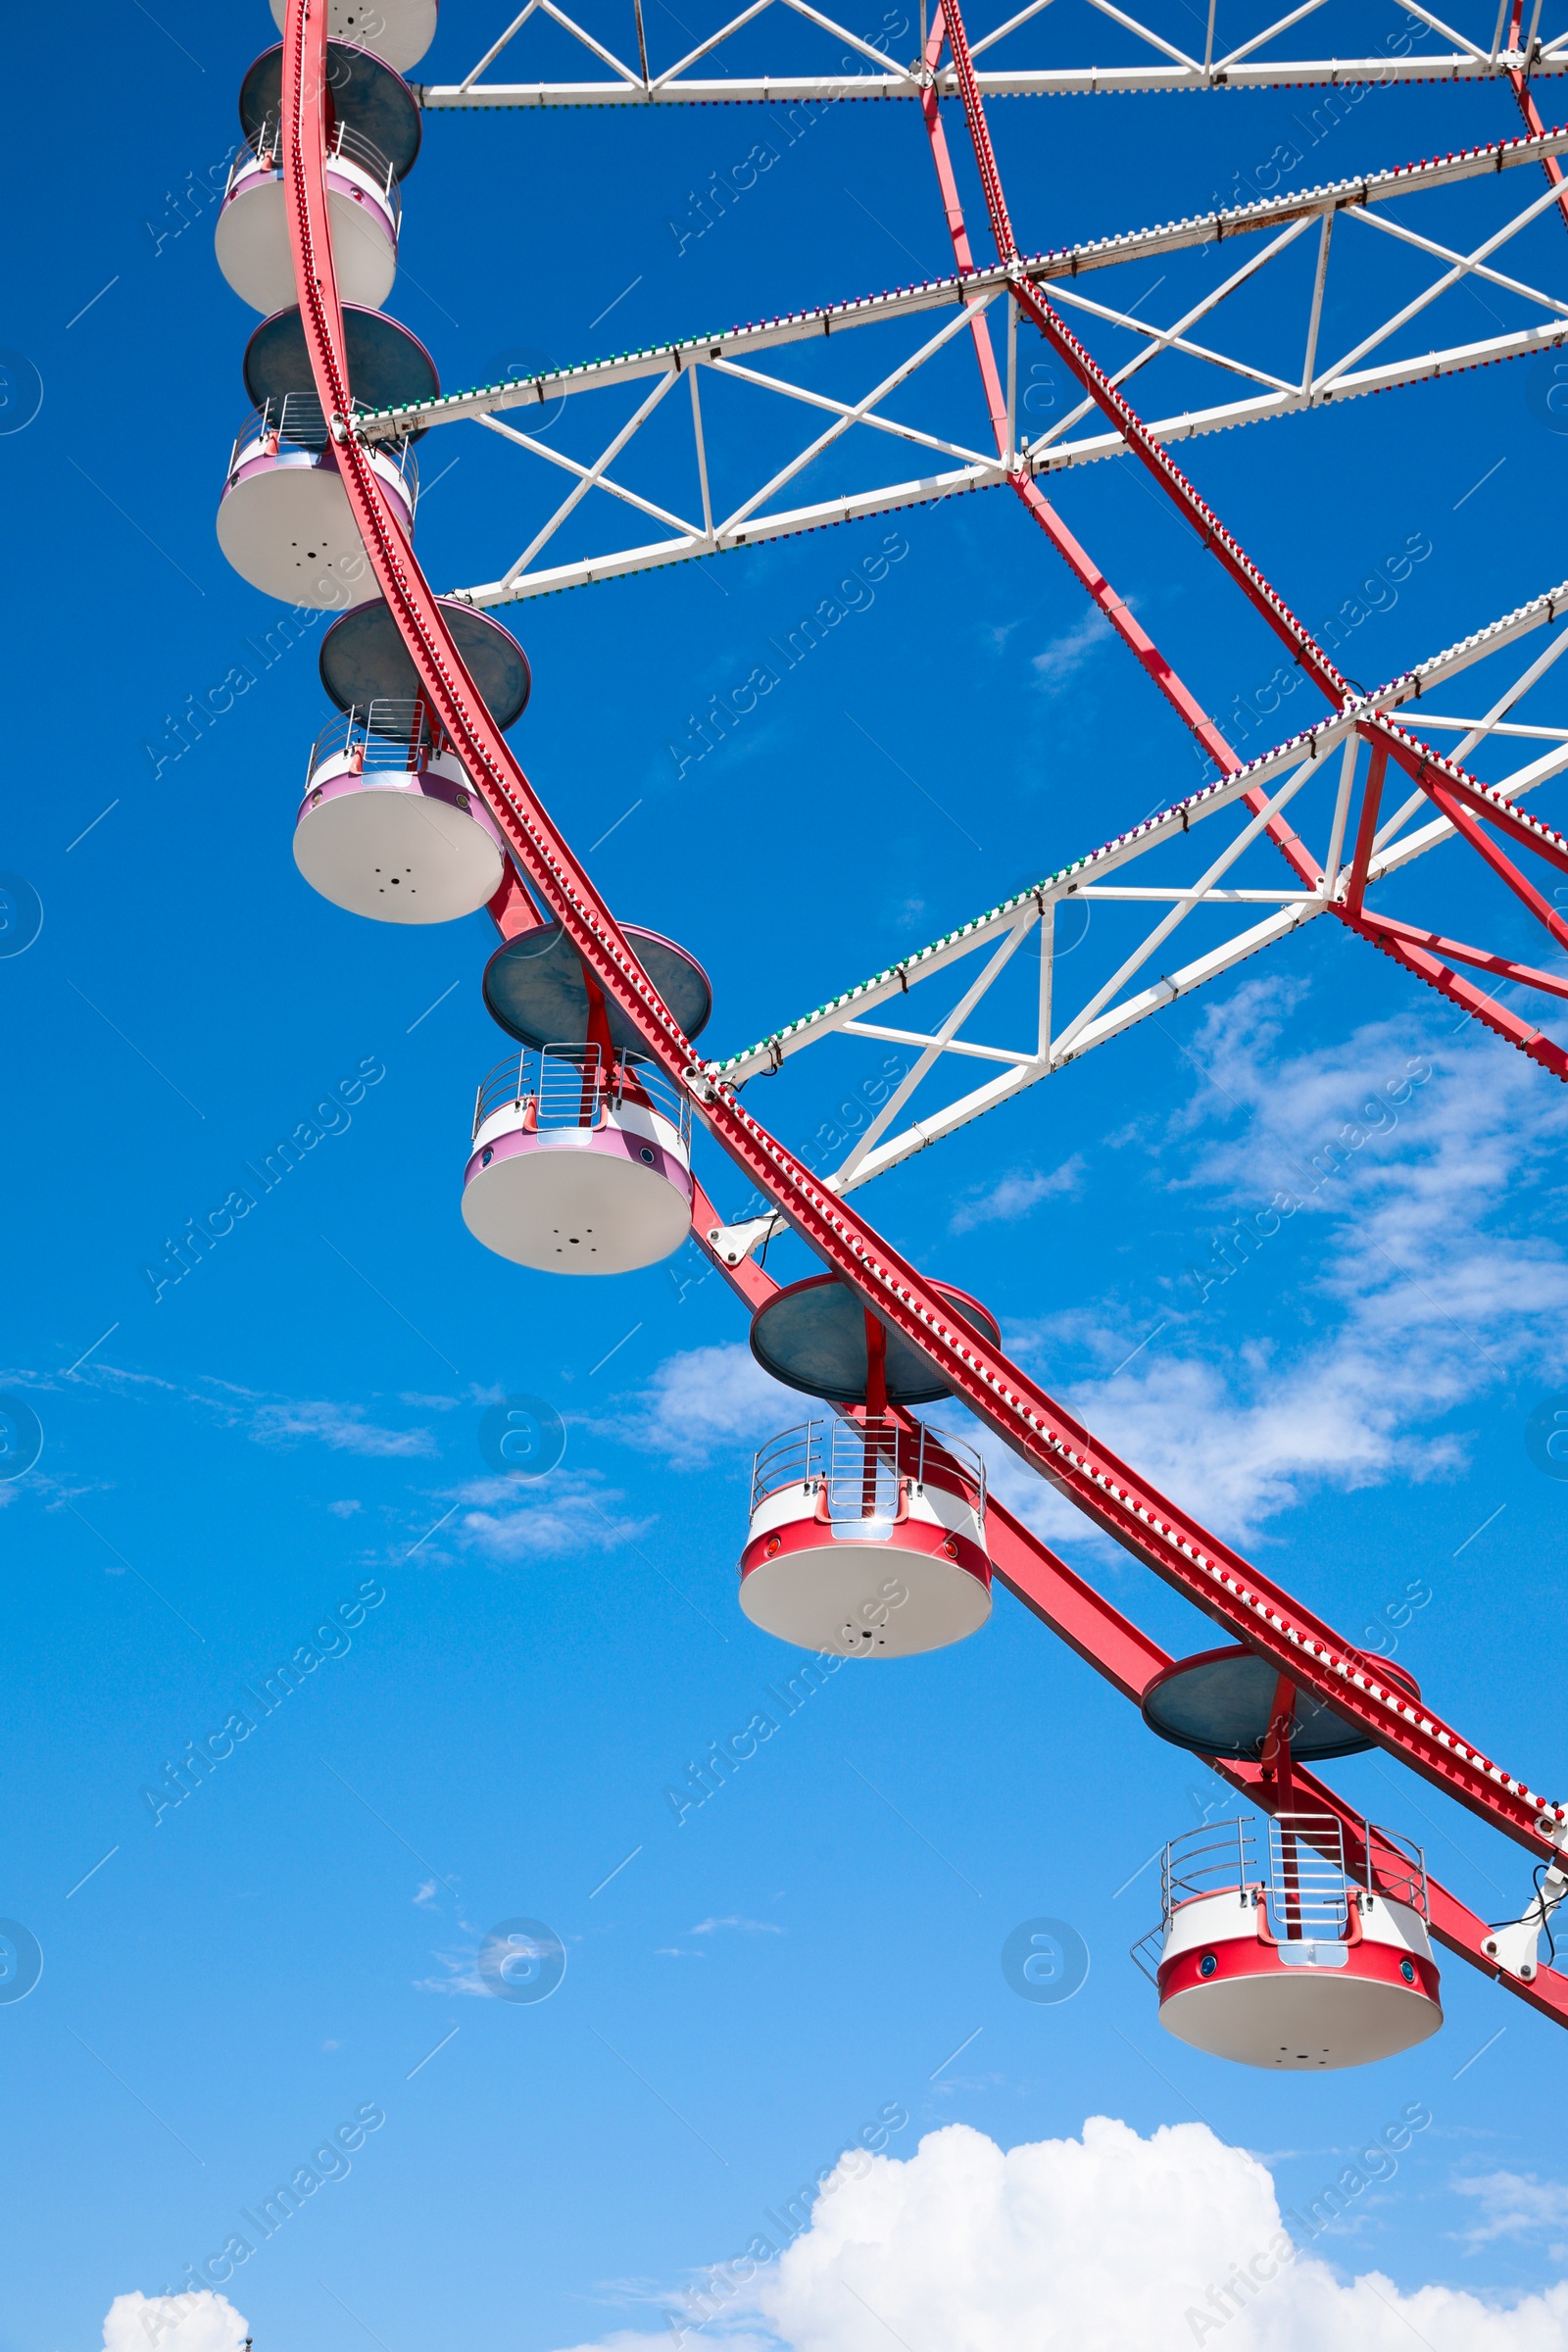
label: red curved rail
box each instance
[278,0,1566,1945]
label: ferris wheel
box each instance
[214,0,1568,2076]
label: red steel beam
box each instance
[1351,908,1568,1003]
[915,8,1237,777]
[1352,722,1568,1038]
[918,0,1324,887]
[1418,779,1568,954]
[1344,740,1389,917]
[984,1494,1166,1701]
[281,0,1567,1875]
[486,860,545,938]
[1508,1,1568,222]
[937,0,1353,710]
[937,0,1568,932]
[1342,909,1568,1078]
[1387,747,1568,885]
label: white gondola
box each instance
[217,394,415,608]
[466,921,708,1271]
[269,0,438,73]
[216,119,400,315]
[740,1415,992,1657]
[1134,1813,1443,2069]
[462,1047,693,1274]
[293,700,505,921]
[217,307,436,607]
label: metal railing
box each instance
[306,700,453,778]
[231,112,400,216]
[1157,1811,1429,1939]
[1129,1927,1164,1987]
[1265,1813,1355,1939]
[1362,1820,1431,1919]
[750,1415,986,1519]
[227,395,418,485]
[471,1045,691,1147]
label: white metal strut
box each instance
[703,580,1568,1257]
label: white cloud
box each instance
[1454,2172,1568,2247]
[244,1397,438,1456]
[1031,610,1114,693]
[103,2291,249,2352]
[691,1917,783,1936]
[448,1470,650,1562]
[968,1333,1474,1553]
[414,1947,490,1996]
[612,1344,796,1470]
[550,2338,726,2352]
[45,1365,444,1461]
[327,1498,363,1517]
[971,981,1568,1544]
[413,1878,438,1907]
[950,1155,1085,1233]
[552,2121,1568,2352]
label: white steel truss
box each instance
[418,0,1568,106]
[352,129,1568,606]
[702,580,1568,1259]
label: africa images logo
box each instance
[1525,1395,1568,1481]
[478,1396,567,1479]
[1528,351,1568,436]
[1002,1918,1091,2004]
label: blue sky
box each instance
[4,5,1568,2351]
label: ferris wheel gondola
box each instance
[219,40,420,312]
[291,597,531,921]
[217,304,436,605]
[1138,1812,1444,2071]
[738,1276,1000,1655]
[463,925,712,1272]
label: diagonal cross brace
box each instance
[1340,908,1568,1079]
[1402,757,1568,881]
[1418,777,1568,956]
[1352,909,1568,1003]
[936,0,1353,711]
[916,3,1237,776]
[918,3,1326,883]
